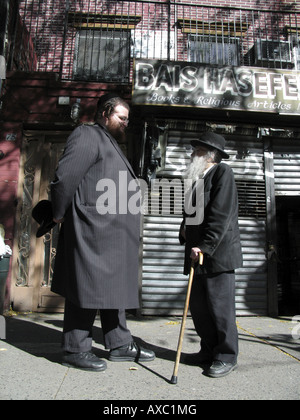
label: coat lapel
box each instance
[96,124,137,180]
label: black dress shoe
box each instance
[206,360,237,378]
[109,341,155,362]
[62,351,107,372]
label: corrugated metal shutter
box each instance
[141,128,268,315]
[142,215,187,313]
[226,140,267,314]
[273,150,300,196]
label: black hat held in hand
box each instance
[32,200,57,238]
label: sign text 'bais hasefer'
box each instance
[133,59,300,114]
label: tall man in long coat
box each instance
[180,132,243,378]
[51,95,155,371]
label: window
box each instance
[73,30,130,82]
[131,30,176,60]
[293,46,300,70]
[189,35,240,66]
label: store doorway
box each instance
[276,196,300,315]
[11,132,69,312]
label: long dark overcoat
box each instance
[50,124,140,309]
[180,163,243,275]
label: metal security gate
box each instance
[141,122,268,315]
[227,136,267,315]
[273,153,300,196]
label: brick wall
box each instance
[15,0,299,78]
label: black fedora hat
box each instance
[32,200,56,238]
[191,132,230,159]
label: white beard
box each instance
[184,155,209,182]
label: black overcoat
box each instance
[180,163,243,275]
[50,124,140,309]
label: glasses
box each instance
[112,113,129,125]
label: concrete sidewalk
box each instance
[0,312,299,400]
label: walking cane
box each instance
[170,252,203,385]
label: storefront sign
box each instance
[133,59,300,115]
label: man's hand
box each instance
[190,247,201,262]
[53,218,64,224]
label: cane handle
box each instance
[199,252,203,265]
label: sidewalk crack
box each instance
[237,321,300,363]
[53,369,69,400]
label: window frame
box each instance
[73,29,131,83]
[188,34,240,66]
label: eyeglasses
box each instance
[112,113,129,125]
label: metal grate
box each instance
[236,180,266,218]
[4,1,300,80]
[73,30,131,82]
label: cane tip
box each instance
[170,375,178,385]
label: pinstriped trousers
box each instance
[62,300,133,352]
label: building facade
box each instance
[1,0,300,316]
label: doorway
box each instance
[11,132,69,312]
[276,196,300,315]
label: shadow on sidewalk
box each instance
[2,314,179,383]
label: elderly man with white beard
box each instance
[179,132,243,378]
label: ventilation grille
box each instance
[236,180,266,218]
